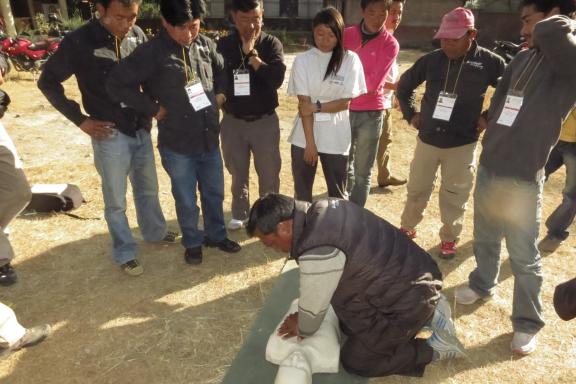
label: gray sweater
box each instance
[480,15,576,182]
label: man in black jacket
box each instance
[396,7,505,259]
[247,193,465,377]
[38,0,176,277]
[107,0,241,265]
[215,0,286,231]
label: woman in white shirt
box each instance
[287,7,366,202]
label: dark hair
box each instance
[95,0,142,9]
[313,7,346,81]
[161,0,206,26]
[246,194,295,237]
[232,0,261,12]
[521,0,576,16]
[360,0,392,11]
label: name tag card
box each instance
[185,82,211,111]
[234,69,250,96]
[432,92,457,122]
[314,113,332,122]
[497,92,524,127]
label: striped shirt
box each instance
[298,246,345,337]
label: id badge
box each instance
[432,92,457,121]
[233,69,250,96]
[314,113,331,122]
[497,90,524,127]
[185,81,211,111]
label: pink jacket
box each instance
[343,25,399,111]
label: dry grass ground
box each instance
[0,50,574,384]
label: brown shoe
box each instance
[378,176,407,187]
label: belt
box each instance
[232,111,274,122]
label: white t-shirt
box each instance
[0,122,22,169]
[287,48,366,155]
[383,60,399,110]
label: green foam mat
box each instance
[222,265,368,384]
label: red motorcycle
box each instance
[0,35,60,73]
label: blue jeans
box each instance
[159,146,226,249]
[469,166,545,334]
[347,111,384,207]
[544,141,576,240]
[92,130,167,265]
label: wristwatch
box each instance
[316,100,322,113]
[247,48,259,58]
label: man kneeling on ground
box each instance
[247,193,465,377]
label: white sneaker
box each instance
[429,294,457,336]
[427,328,467,361]
[227,219,246,231]
[455,286,489,305]
[511,332,537,356]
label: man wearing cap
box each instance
[456,0,576,356]
[396,7,505,258]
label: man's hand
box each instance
[215,93,226,109]
[278,312,300,340]
[298,100,315,117]
[241,30,256,55]
[80,118,115,139]
[155,105,167,121]
[304,143,318,166]
[477,115,488,133]
[410,113,421,130]
[248,55,262,71]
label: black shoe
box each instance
[0,263,17,286]
[185,246,203,265]
[203,237,241,253]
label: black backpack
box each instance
[25,184,85,213]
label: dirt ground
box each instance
[0,50,574,384]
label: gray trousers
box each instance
[220,113,281,221]
[0,146,31,266]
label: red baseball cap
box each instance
[433,7,475,40]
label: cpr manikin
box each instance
[266,299,341,383]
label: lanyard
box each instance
[114,37,121,62]
[443,53,467,94]
[512,51,543,93]
[238,45,248,70]
[182,47,197,84]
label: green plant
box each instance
[62,11,86,32]
[139,0,161,19]
[33,13,51,35]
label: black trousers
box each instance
[291,145,348,202]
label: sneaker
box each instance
[427,328,467,361]
[400,227,417,239]
[121,260,144,276]
[511,332,537,356]
[227,219,247,231]
[184,246,203,265]
[161,230,180,243]
[0,324,51,358]
[538,235,563,253]
[0,263,17,286]
[203,237,241,253]
[429,294,457,336]
[12,324,52,350]
[455,286,490,305]
[439,241,457,260]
